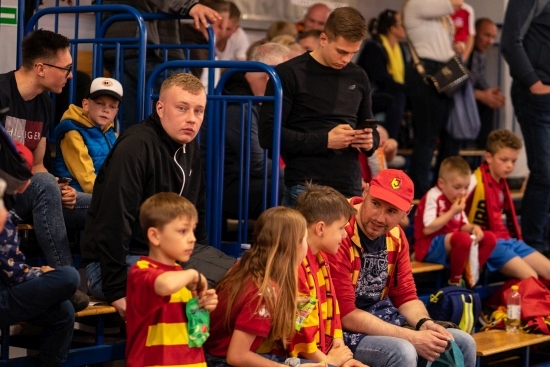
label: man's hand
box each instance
[530,81,550,95]
[60,185,77,209]
[478,88,505,109]
[111,297,127,319]
[409,328,451,362]
[198,288,218,312]
[188,3,222,30]
[328,124,356,150]
[351,127,374,151]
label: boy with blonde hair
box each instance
[466,129,550,280]
[414,156,497,286]
[53,77,122,193]
[292,183,366,367]
[126,192,218,367]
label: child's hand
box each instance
[471,225,484,241]
[342,359,369,367]
[451,197,466,214]
[327,342,354,366]
[198,288,218,311]
[40,265,55,273]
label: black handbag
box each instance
[424,55,470,97]
[403,11,471,97]
[407,39,470,97]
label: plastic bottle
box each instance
[506,285,521,332]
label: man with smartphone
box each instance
[259,7,379,206]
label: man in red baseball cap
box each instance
[325,169,476,367]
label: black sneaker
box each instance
[70,290,90,312]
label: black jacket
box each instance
[81,111,206,302]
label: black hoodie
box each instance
[81,111,206,302]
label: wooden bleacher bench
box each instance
[75,302,117,318]
[1,300,124,366]
[473,329,550,367]
[397,148,486,157]
[411,261,445,274]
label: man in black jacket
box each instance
[81,73,235,318]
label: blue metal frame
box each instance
[144,60,283,251]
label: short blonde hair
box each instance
[139,192,198,234]
[486,129,523,155]
[439,156,471,180]
[159,73,205,97]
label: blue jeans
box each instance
[0,266,79,366]
[110,59,186,132]
[353,328,476,367]
[282,184,307,208]
[511,82,550,253]
[86,254,141,301]
[14,172,90,267]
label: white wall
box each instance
[0,0,19,73]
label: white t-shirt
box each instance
[216,27,250,61]
[404,0,456,62]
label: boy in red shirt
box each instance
[125,192,218,367]
[292,184,366,367]
[414,156,497,286]
[466,129,550,280]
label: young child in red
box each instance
[414,156,497,286]
[292,184,366,367]
[466,129,550,280]
[204,207,325,367]
[125,192,218,367]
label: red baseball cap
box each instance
[369,169,414,211]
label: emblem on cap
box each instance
[391,177,401,190]
[102,80,113,87]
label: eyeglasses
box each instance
[42,63,72,78]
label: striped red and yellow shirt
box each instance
[126,257,207,367]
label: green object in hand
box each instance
[186,297,210,348]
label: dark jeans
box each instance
[282,184,307,208]
[0,266,79,366]
[511,81,550,253]
[206,353,336,367]
[14,172,91,267]
[372,90,407,141]
[405,59,460,199]
[223,176,284,220]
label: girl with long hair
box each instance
[204,207,325,367]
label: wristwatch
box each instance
[284,357,301,366]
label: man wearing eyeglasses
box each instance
[0,29,90,311]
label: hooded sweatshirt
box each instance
[80,111,206,303]
[52,104,117,193]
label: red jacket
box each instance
[325,197,418,318]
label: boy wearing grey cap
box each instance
[52,77,123,194]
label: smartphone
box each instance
[58,177,72,184]
[356,118,379,131]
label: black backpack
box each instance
[427,286,481,334]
